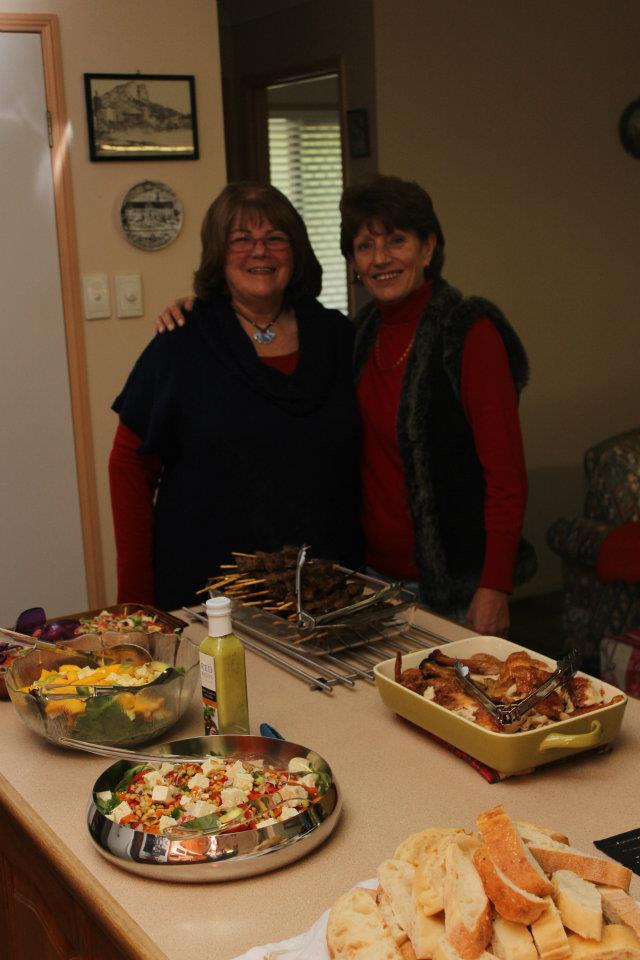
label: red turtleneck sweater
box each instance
[357,282,527,593]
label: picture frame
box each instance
[346,108,370,159]
[84,73,199,161]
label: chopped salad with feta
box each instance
[95,755,329,835]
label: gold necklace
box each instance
[374,330,416,372]
[235,304,284,344]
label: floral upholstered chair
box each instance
[547,427,640,676]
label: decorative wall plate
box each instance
[619,97,640,159]
[120,180,183,250]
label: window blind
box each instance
[268,112,347,314]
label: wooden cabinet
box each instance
[0,779,161,960]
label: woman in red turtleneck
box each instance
[340,176,536,635]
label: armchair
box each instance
[547,427,640,675]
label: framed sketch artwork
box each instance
[84,73,199,161]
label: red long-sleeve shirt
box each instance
[357,283,527,592]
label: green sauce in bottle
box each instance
[199,596,250,735]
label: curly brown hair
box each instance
[340,175,445,280]
[193,182,322,301]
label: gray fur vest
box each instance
[353,278,537,611]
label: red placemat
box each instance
[396,715,612,783]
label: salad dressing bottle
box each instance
[199,596,249,735]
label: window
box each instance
[267,76,347,314]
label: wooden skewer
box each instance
[219,563,238,569]
[232,551,256,558]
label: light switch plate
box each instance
[115,274,144,318]
[82,273,111,319]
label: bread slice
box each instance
[376,888,409,947]
[525,835,632,891]
[443,842,492,959]
[326,887,404,959]
[599,886,640,940]
[530,896,571,960]
[566,923,640,959]
[476,806,552,897]
[377,859,416,934]
[406,910,446,960]
[516,820,570,846]
[414,834,474,916]
[394,828,467,867]
[551,869,602,940]
[433,937,498,960]
[473,845,546,924]
[490,916,538,960]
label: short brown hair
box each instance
[340,175,445,279]
[193,182,322,301]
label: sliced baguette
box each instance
[414,834,473,916]
[566,923,640,959]
[473,846,546,925]
[394,828,467,867]
[525,836,632,891]
[443,842,492,959]
[376,889,409,947]
[516,820,570,846]
[476,806,552,897]
[406,910,445,960]
[530,896,571,960]
[326,887,404,960]
[551,869,602,940]
[433,937,498,960]
[599,886,640,940]
[490,916,538,960]
[377,859,416,934]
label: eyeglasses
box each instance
[227,233,290,253]
[15,606,80,644]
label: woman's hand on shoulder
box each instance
[464,587,510,637]
[155,296,194,334]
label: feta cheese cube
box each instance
[180,794,195,810]
[280,784,307,801]
[231,770,254,791]
[159,762,175,776]
[95,790,112,803]
[191,800,218,818]
[187,773,210,791]
[143,769,163,787]
[278,805,299,822]
[111,800,133,824]
[151,784,175,803]
[201,757,224,776]
[158,815,176,833]
[220,786,245,809]
[298,773,317,789]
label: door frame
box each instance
[0,13,105,608]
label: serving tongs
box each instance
[294,545,406,630]
[454,647,582,732]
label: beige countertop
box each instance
[0,613,638,960]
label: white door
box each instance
[0,32,88,624]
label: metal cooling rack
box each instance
[182,602,451,694]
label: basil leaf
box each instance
[184,812,220,832]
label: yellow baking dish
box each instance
[374,636,627,775]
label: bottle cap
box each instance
[206,596,231,616]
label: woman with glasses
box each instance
[109,182,362,610]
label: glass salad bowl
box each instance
[5,629,199,749]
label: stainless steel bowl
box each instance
[87,734,342,881]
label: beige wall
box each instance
[374,0,640,594]
[1,0,226,604]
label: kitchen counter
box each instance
[0,611,638,960]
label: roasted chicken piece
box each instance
[426,649,505,676]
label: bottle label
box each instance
[199,652,219,735]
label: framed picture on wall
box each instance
[84,73,199,161]
[346,108,370,159]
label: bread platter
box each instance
[374,636,628,774]
[87,733,341,881]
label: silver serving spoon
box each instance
[0,624,152,664]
